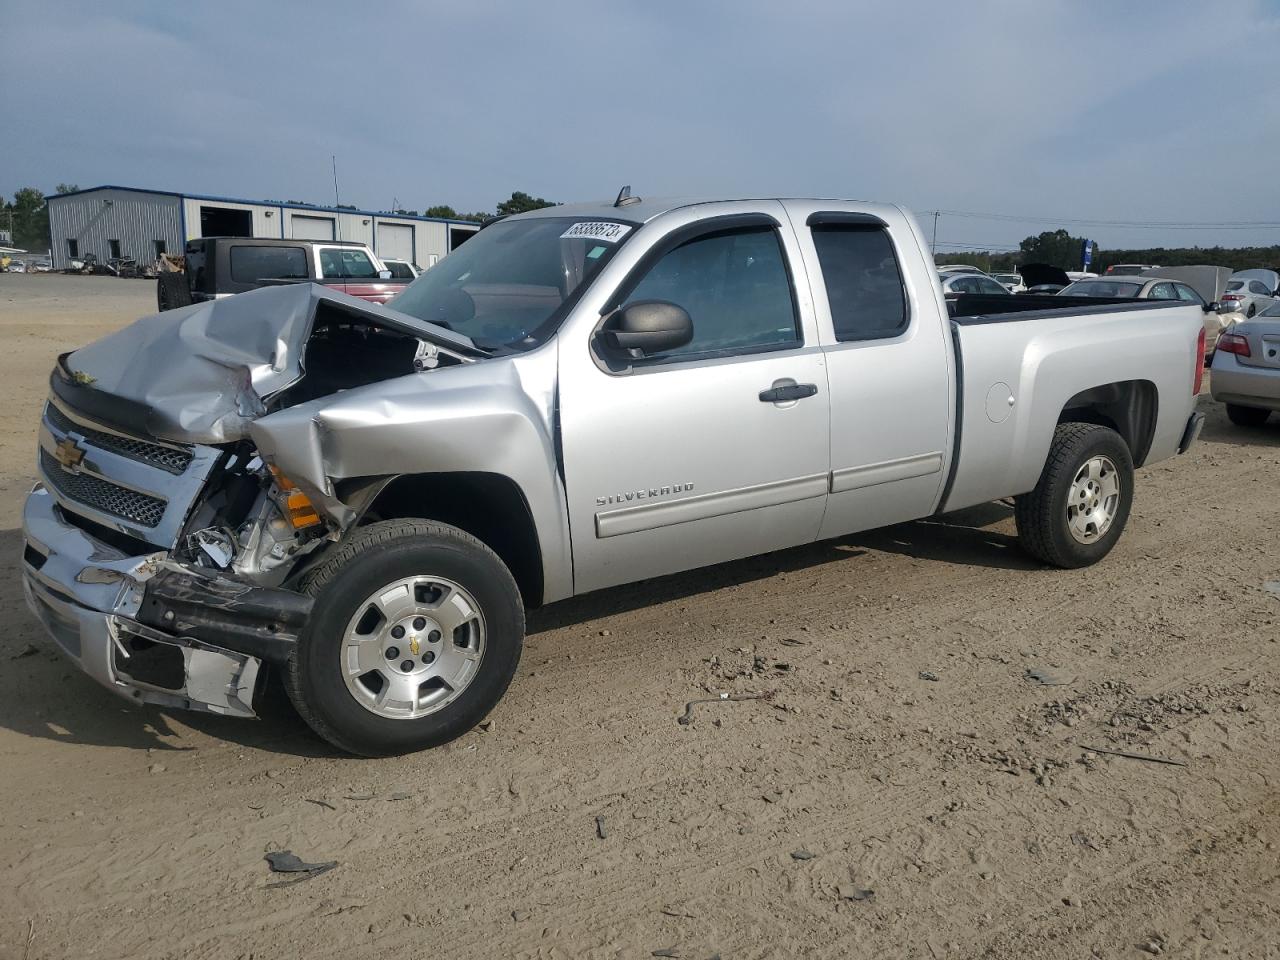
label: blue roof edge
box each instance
[46,185,483,227]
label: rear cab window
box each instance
[808,220,908,341]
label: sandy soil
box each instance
[0,272,1277,960]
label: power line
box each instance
[919,208,1280,231]
[932,240,1021,251]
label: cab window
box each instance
[319,248,378,279]
[623,225,799,361]
[810,225,908,341]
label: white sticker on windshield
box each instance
[560,221,632,243]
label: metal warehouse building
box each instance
[47,185,480,271]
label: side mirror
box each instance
[1215,301,1237,315]
[377,269,393,280]
[600,300,693,359]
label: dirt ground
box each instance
[1,272,1277,960]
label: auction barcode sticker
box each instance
[560,221,632,243]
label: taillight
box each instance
[1221,293,1244,301]
[1217,333,1252,358]
[1194,327,1206,394]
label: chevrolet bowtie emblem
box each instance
[53,436,85,472]
[409,637,421,656]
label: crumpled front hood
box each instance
[61,284,479,445]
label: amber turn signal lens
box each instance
[268,465,322,528]
[285,490,322,528]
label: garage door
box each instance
[378,223,414,261]
[291,215,335,241]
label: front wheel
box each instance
[285,519,524,756]
[1015,423,1134,569]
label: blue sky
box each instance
[4,0,1279,250]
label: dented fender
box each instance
[248,345,575,603]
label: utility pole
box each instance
[931,211,940,256]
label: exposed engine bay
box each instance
[52,284,482,590]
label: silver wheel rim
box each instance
[341,575,486,720]
[1066,455,1121,544]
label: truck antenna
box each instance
[331,155,347,280]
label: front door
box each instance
[558,206,831,594]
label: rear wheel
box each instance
[1015,423,1134,568]
[1226,404,1271,427]
[285,519,524,756]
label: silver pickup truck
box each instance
[22,195,1208,755]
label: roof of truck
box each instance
[512,196,903,225]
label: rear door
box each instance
[557,205,831,593]
[787,204,953,538]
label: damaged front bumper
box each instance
[21,485,311,718]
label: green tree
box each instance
[2,187,50,250]
[1019,229,1087,270]
[424,204,459,219]
[495,191,555,216]
[55,183,79,194]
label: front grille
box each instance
[40,449,167,528]
[45,404,193,474]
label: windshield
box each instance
[1061,280,1143,297]
[392,216,634,349]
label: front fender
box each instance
[247,348,574,603]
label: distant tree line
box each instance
[937,228,1280,274]
[398,191,557,222]
[1,184,77,250]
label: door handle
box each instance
[759,382,818,403]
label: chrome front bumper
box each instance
[21,485,262,717]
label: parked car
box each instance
[22,195,1207,755]
[28,258,52,272]
[1221,271,1280,318]
[936,264,989,276]
[993,272,1026,293]
[940,272,1011,297]
[380,257,423,279]
[156,237,410,311]
[1210,301,1280,425]
[1105,264,1159,276]
[5,259,27,273]
[1060,276,1228,351]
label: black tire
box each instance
[284,519,524,756]
[156,272,191,312]
[1014,422,1134,569]
[1226,404,1271,427]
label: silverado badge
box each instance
[53,436,85,473]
